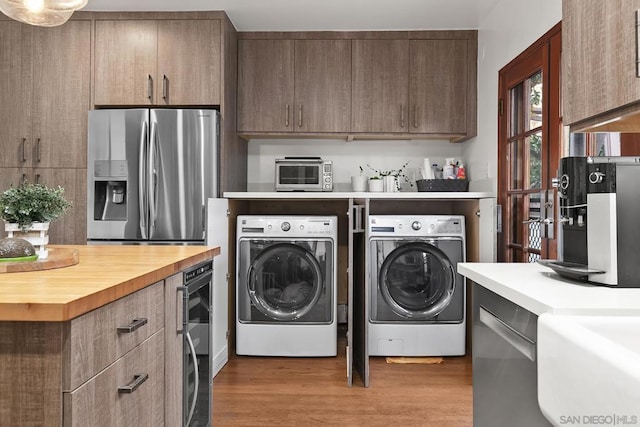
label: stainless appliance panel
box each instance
[87,109,149,240]
[88,108,219,244]
[181,260,213,427]
[473,284,551,427]
[149,109,219,241]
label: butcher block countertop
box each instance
[0,245,220,322]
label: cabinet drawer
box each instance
[63,281,164,390]
[63,330,164,427]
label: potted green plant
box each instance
[366,161,412,192]
[0,183,72,259]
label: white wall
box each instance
[246,138,464,191]
[463,0,562,193]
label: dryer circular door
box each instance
[247,242,324,321]
[378,241,456,319]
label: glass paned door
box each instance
[497,25,562,263]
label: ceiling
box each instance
[82,0,496,31]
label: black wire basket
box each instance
[416,179,469,192]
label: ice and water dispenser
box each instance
[92,160,128,221]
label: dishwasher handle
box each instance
[479,306,536,362]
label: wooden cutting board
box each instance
[0,247,79,273]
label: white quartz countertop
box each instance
[458,262,640,316]
[224,191,494,199]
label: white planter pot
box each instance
[383,176,398,192]
[368,179,384,192]
[351,175,367,192]
[4,222,50,259]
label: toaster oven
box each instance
[275,157,333,192]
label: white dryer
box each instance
[368,215,466,356]
[236,216,337,356]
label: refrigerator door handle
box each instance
[148,120,158,234]
[138,120,149,239]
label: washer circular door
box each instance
[378,241,456,319]
[247,242,324,321]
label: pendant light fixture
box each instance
[0,0,87,27]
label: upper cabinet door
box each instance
[0,22,31,168]
[409,39,468,135]
[157,20,221,105]
[237,39,295,132]
[32,21,91,168]
[94,20,158,106]
[562,0,640,126]
[294,40,352,133]
[352,40,410,133]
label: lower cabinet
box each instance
[0,278,183,426]
[63,331,165,427]
[61,281,165,426]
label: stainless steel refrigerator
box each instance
[87,109,219,244]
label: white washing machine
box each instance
[368,215,466,356]
[236,216,337,356]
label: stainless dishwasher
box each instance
[180,260,214,427]
[472,284,551,427]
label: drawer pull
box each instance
[117,317,148,333]
[117,373,148,394]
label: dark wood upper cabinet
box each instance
[352,39,410,133]
[563,0,640,130]
[237,38,351,133]
[238,31,476,141]
[237,39,295,132]
[409,39,469,135]
[94,19,221,106]
[294,39,352,133]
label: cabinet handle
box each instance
[413,105,418,128]
[147,74,153,100]
[479,307,536,362]
[118,373,149,394]
[285,104,290,127]
[162,74,168,100]
[400,105,405,128]
[21,174,27,185]
[35,174,40,184]
[36,138,41,163]
[636,10,640,77]
[117,317,148,333]
[21,138,27,163]
[298,105,303,127]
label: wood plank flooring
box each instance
[212,329,472,426]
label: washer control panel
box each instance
[238,216,337,237]
[369,215,465,237]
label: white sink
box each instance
[538,314,640,426]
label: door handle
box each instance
[413,105,418,128]
[298,105,303,127]
[636,10,640,77]
[479,306,536,362]
[285,104,290,127]
[21,138,27,163]
[36,138,41,163]
[118,373,149,394]
[117,317,148,333]
[400,104,405,128]
[147,74,153,101]
[162,74,168,100]
[139,121,148,239]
